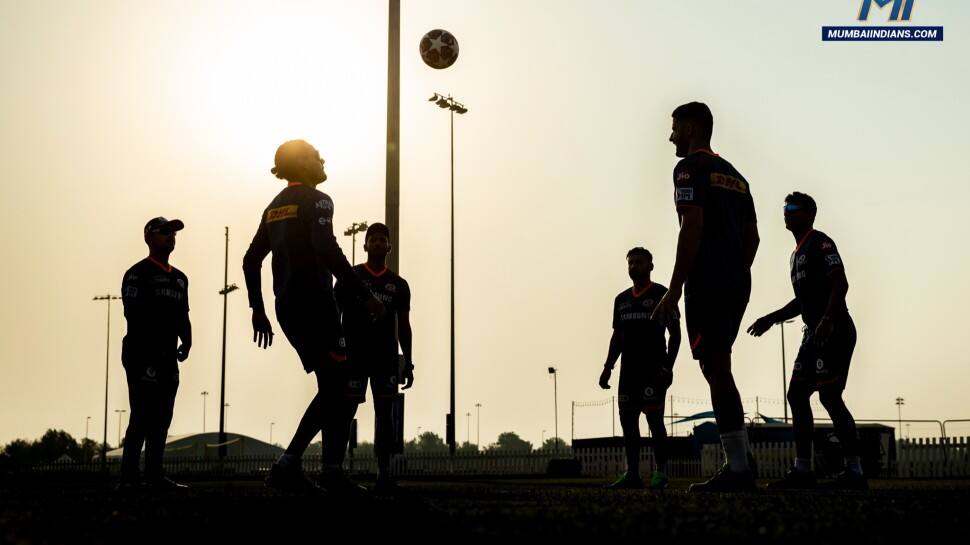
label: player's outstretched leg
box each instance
[819,388,867,490]
[373,396,398,490]
[645,410,669,490]
[607,406,645,489]
[768,382,817,489]
[319,398,367,496]
[266,370,329,494]
[689,353,756,493]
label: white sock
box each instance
[277,453,297,468]
[845,456,863,475]
[721,431,749,472]
[794,458,812,472]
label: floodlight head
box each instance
[456,107,468,114]
[436,98,450,108]
[548,367,556,374]
[428,94,439,101]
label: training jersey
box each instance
[612,282,669,370]
[790,230,849,329]
[672,150,757,290]
[336,264,411,360]
[242,184,370,311]
[121,257,189,363]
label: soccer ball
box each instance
[419,29,459,70]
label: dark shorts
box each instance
[276,298,347,374]
[684,275,751,360]
[344,353,400,403]
[792,317,856,391]
[618,364,668,413]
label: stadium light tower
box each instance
[548,367,559,453]
[201,391,209,433]
[114,409,127,445]
[475,402,482,447]
[343,221,369,264]
[428,92,468,456]
[895,397,905,434]
[92,293,120,469]
[218,226,239,458]
[270,422,275,445]
[85,416,91,442]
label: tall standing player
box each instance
[119,217,192,490]
[336,222,414,491]
[243,139,384,492]
[599,247,680,490]
[748,192,865,489]
[652,102,760,492]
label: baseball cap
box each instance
[143,217,185,235]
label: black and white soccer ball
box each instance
[419,29,459,70]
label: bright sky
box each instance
[2,0,969,448]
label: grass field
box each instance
[2,477,968,543]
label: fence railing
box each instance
[26,438,970,479]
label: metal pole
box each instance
[93,294,119,469]
[449,105,456,456]
[115,409,126,445]
[270,422,274,445]
[553,371,559,453]
[201,391,208,433]
[351,231,356,264]
[86,416,91,442]
[219,227,231,458]
[475,403,481,447]
[571,401,575,443]
[466,412,470,445]
[385,0,400,273]
[669,395,674,437]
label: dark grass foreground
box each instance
[2,478,968,544]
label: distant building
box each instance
[105,432,283,459]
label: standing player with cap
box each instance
[599,247,680,490]
[119,217,192,491]
[748,192,865,490]
[243,139,384,493]
[652,102,761,492]
[335,222,414,492]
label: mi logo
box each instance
[859,0,915,21]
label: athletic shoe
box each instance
[605,472,644,489]
[265,461,323,494]
[823,470,869,491]
[649,470,669,490]
[689,464,757,493]
[145,476,189,490]
[374,476,400,493]
[766,467,817,490]
[318,468,368,496]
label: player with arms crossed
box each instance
[600,247,680,490]
[652,102,760,492]
[748,192,865,490]
[336,222,414,492]
[243,139,384,493]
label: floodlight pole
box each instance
[218,226,239,458]
[92,294,119,470]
